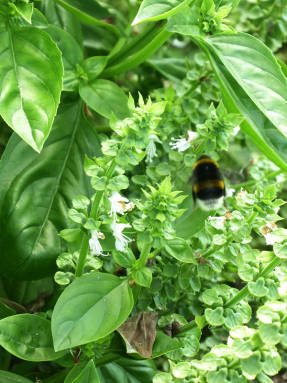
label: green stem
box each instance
[54,0,121,37]
[103,25,172,77]
[75,160,116,277]
[225,254,281,308]
[137,242,152,269]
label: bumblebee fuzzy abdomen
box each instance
[192,156,225,211]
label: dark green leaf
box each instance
[0,23,63,152]
[0,314,65,361]
[0,370,33,383]
[0,101,100,280]
[165,237,196,263]
[64,360,100,383]
[98,358,156,383]
[43,25,83,91]
[52,272,133,351]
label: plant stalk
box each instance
[75,160,116,277]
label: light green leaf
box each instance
[64,360,100,383]
[0,370,33,383]
[10,2,34,23]
[52,272,133,351]
[132,0,189,26]
[0,101,100,279]
[259,323,281,345]
[231,339,253,358]
[248,278,268,297]
[262,350,281,376]
[91,176,107,191]
[257,373,273,383]
[165,237,196,263]
[108,175,129,191]
[240,352,262,380]
[205,307,224,326]
[274,242,287,258]
[0,23,63,152]
[193,33,287,171]
[207,368,228,383]
[132,267,153,287]
[79,79,130,120]
[0,314,65,361]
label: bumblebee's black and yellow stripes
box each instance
[192,155,225,211]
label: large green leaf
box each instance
[0,22,63,152]
[192,33,287,171]
[43,25,83,91]
[207,33,287,139]
[0,314,65,361]
[51,272,134,351]
[0,370,33,383]
[132,0,189,26]
[79,79,130,120]
[98,358,156,383]
[0,101,100,280]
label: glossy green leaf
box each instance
[10,2,34,23]
[0,101,100,280]
[0,370,33,383]
[52,272,134,351]
[165,237,196,263]
[98,358,156,383]
[79,79,130,120]
[208,33,287,138]
[192,33,287,171]
[132,0,189,26]
[0,314,65,361]
[0,23,63,152]
[64,360,100,383]
[152,331,182,358]
[43,25,83,91]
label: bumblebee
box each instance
[192,155,225,211]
